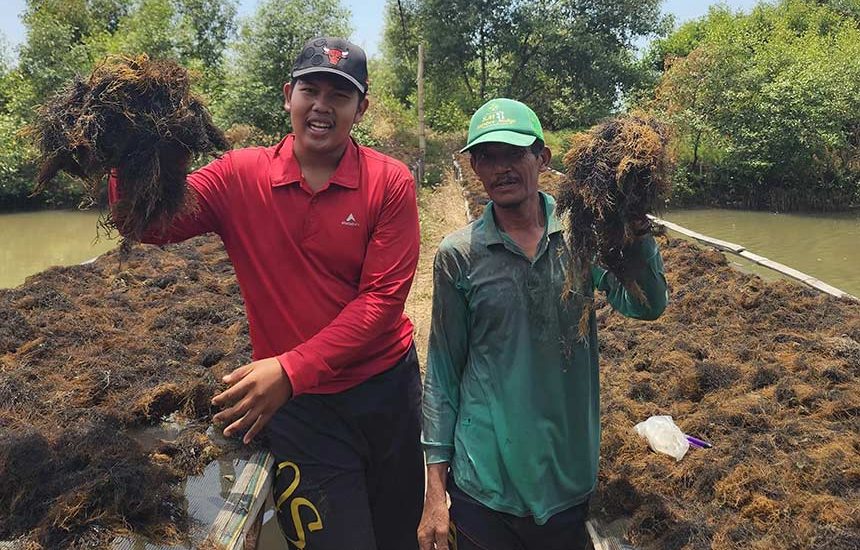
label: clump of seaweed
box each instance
[556,112,673,335]
[29,54,230,245]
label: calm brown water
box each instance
[0,210,118,288]
[662,208,860,297]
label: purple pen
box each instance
[685,435,712,449]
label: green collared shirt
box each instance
[422,192,668,524]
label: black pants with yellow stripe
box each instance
[264,346,423,550]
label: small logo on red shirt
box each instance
[341,213,359,227]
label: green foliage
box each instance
[174,0,238,73]
[88,0,237,97]
[382,0,671,130]
[378,0,420,105]
[222,123,278,150]
[16,0,236,112]
[542,129,579,173]
[0,111,36,209]
[643,6,735,71]
[94,0,184,59]
[426,100,469,134]
[215,0,351,136]
[827,0,860,19]
[18,0,111,103]
[651,0,860,210]
[364,92,417,153]
[351,122,384,148]
[8,0,856,213]
[0,36,47,209]
[0,104,84,210]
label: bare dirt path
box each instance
[405,174,470,371]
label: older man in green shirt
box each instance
[417,98,668,550]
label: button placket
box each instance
[302,194,320,241]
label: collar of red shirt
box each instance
[269,134,360,189]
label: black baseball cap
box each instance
[291,37,369,94]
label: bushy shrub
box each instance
[426,100,470,135]
[650,0,860,210]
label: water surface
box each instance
[0,210,118,288]
[662,208,860,297]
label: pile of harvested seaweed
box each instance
[0,235,250,548]
[556,113,673,332]
[28,54,229,244]
[593,239,860,549]
[459,168,860,549]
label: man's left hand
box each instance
[212,357,293,444]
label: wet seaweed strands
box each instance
[556,112,673,336]
[0,415,184,548]
[28,54,230,245]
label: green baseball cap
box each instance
[460,98,544,153]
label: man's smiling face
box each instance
[284,74,368,158]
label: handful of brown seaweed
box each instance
[557,112,673,335]
[29,54,230,244]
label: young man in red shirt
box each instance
[110,37,422,549]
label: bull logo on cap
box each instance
[322,46,349,65]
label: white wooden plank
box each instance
[804,278,853,299]
[655,218,857,302]
[738,250,769,264]
[651,217,745,253]
[586,518,636,550]
[756,258,817,283]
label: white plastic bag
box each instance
[633,415,689,461]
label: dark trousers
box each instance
[448,478,591,550]
[264,346,423,550]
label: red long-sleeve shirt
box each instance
[109,135,419,396]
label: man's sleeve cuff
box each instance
[423,445,454,465]
[277,348,329,397]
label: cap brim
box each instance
[460,130,537,153]
[292,67,366,94]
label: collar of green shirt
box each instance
[481,191,563,248]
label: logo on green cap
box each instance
[476,102,517,130]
